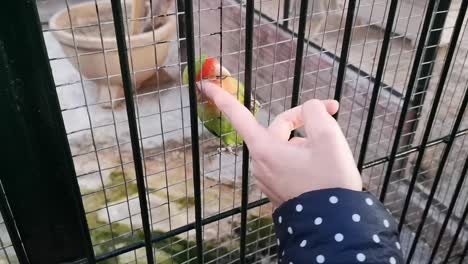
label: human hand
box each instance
[198,81,362,208]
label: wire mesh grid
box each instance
[0,216,19,264]
[6,0,462,262]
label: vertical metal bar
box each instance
[443,196,468,264]
[291,0,309,109]
[108,1,154,262]
[459,237,468,264]
[356,0,399,171]
[443,192,468,263]
[407,0,453,146]
[240,0,255,263]
[433,153,468,262]
[0,43,29,264]
[177,0,187,68]
[283,0,291,28]
[379,0,438,203]
[290,0,309,137]
[0,183,28,263]
[182,0,204,261]
[405,2,468,259]
[333,0,357,119]
[0,1,95,263]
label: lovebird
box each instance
[182,55,260,150]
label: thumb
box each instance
[302,99,337,138]
[323,100,339,116]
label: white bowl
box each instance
[49,1,176,104]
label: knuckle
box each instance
[310,122,337,139]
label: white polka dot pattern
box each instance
[272,189,403,264]
[383,219,390,228]
[316,255,325,263]
[396,242,401,250]
[314,217,323,225]
[300,240,307,247]
[296,204,303,212]
[357,253,366,262]
[373,234,380,243]
[352,214,361,222]
[334,233,344,242]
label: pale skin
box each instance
[198,81,363,208]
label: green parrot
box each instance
[182,55,260,149]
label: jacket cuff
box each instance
[272,188,403,264]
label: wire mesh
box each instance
[0,215,20,264]
[24,0,468,262]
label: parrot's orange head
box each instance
[182,55,231,86]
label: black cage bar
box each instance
[1,0,468,263]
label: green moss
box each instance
[105,170,139,204]
[174,196,196,209]
[85,171,275,263]
[233,215,277,262]
[93,227,236,264]
[82,170,138,212]
[90,214,275,263]
[82,192,105,212]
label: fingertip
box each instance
[324,99,339,115]
[302,99,327,114]
[197,81,217,99]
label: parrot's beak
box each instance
[214,64,231,78]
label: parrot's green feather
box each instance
[201,114,244,146]
[182,55,208,85]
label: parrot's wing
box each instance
[201,114,243,146]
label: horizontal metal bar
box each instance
[362,128,468,169]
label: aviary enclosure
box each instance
[1,0,468,263]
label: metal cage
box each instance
[1,0,468,263]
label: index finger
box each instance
[198,81,268,146]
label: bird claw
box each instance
[217,146,237,155]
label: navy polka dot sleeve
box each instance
[273,188,404,264]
